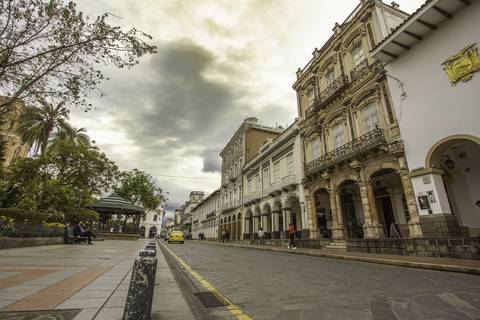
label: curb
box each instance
[199,240,480,276]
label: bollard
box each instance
[146,244,156,251]
[139,249,156,257]
[123,256,157,320]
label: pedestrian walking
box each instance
[221,229,227,243]
[287,223,297,249]
[257,227,265,245]
[225,229,230,243]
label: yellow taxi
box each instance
[168,230,185,244]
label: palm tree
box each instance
[17,99,72,154]
[58,126,91,146]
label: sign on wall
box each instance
[442,44,480,85]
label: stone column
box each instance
[305,193,320,239]
[400,169,423,238]
[359,181,385,238]
[330,190,345,239]
[282,208,288,230]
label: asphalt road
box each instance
[162,241,480,320]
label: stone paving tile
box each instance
[0,269,53,289]
[57,297,108,309]
[95,307,123,320]
[0,300,15,309]
[104,297,127,308]
[0,240,150,317]
[71,308,99,320]
[0,272,20,279]
[70,290,112,299]
[110,290,128,299]
[81,284,118,291]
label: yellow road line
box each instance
[159,242,253,320]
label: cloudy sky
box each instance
[71,0,423,209]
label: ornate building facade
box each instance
[191,189,221,240]
[242,121,308,240]
[177,191,204,235]
[0,97,29,167]
[139,199,166,239]
[219,117,283,240]
[293,0,423,243]
[373,0,480,237]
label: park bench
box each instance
[64,226,89,244]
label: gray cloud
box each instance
[200,148,222,173]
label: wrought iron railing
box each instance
[319,75,347,102]
[350,59,369,80]
[305,128,386,175]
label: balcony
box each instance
[263,174,297,196]
[350,59,369,81]
[243,190,261,204]
[305,128,387,176]
[206,212,216,219]
[319,75,347,105]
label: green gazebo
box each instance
[87,193,144,240]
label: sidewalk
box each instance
[151,241,195,320]
[202,240,480,275]
[0,239,194,319]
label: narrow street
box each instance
[161,241,480,320]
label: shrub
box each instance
[42,222,65,229]
[64,209,99,224]
[0,208,45,224]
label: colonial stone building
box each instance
[176,191,204,235]
[0,97,29,167]
[191,189,221,240]
[293,0,423,244]
[219,117,283,240]
[242,121,309,240]
[139,197,166,239]
[372,0,480,237]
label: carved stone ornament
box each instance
[442,44,480,85]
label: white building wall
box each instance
[386,4,480,170]
[384,3,480,235]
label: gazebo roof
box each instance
[86,193,145,215]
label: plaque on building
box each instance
[442,44,480,85]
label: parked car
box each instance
[168,230,185,244]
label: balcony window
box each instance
[262,167,270,188]
[273,161,281,182]
[362,102,379,133]
[307,87,315,106]
[352,42,366,68]
[325,69,335,86]
[331,124,345,149]
[254,174,260,192]
[310,137,321,161]
[286,153,294,174]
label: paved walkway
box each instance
[203,240,480,275]
[0,239,193,319]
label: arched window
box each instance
[310,137,321,161]
[153,215,158,222]
[352,41,366,67]
[331,124,345,149]
[362,102,379,133]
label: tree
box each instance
[115,169,162,214]
[0,138,118,215]
[0,0,157,114]
[58,126,90,146]
[17,99,72,154]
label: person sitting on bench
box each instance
[74,221,95,244]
